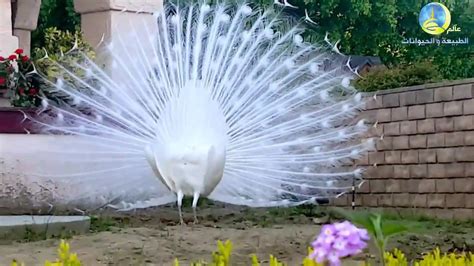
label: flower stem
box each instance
[378,244,386,266]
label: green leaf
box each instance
[381,221,409,238]
[371,213,384,242]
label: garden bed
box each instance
[0,206,473,265]
[0,107,37,134]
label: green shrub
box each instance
[31,0,80,50]
[33,27,95,77]
[354,61,442,92]
[33,27,96,104]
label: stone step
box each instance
[0,216,90,240]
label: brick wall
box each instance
[334,78,474,220]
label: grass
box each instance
[17,226,75,243]
[89,215,130,233]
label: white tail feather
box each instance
[25,3,372,211]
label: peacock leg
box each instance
[192,192,200,224]
[177,190,185,225]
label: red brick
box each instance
[453,83,473,100]
[355,153,369,165]
[377,165,394,178]
[454,178,473,193]
[362,110,377,123]
[376,109,391,122]
[428,164,446,178]
[399,91,417,106]
[368,125,383,137]
[434,86,453,101]
[463,99,474,115]
[376,137,392,150]
[436,179,454,192]
[427,133,445,148]
[445,163,465,177]
[384,122,400,136]
[446,194,465,208]
[400,121,417,135]
[437,148,455,163]
[361,194,378,207]
[416,89,434,104]
[365,96,383,110]
[366,166,393,179]
[392,136,409,150]
[435,209,454,219]
[391,107,407,121]
[427,194,445,208]
[393,193,410,207]
[466,163,474,176]
[465,131,474,145]
[394,165,410,178]
[332,195,349,206]
[385,151,401,164]
[419,149,437,163]
[369,152,384,165]
[407,179,420,192]
[436,117,454,132]
[410,164,427,178]
[467,196,474,209]
[455,147,474,162]
[386,180,401,193]
[382,94,399,108]
[410,194,427,208]
[445,132,465,146]
[408,105,425,120]
[417,119,435,133]
[426,102,444,118]
[370,180,385,193]
[379,194,393,207]
[353,196,363,207]
[453,209,474,220]
[409,135,427,148]
[364,167,379,179]
[401,150,418,163]
[358,181,370,193]
[444,101,463,116]
[418,179,436,193]
[454,116,474,130]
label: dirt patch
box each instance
[0,225,324,265]
[0,205,472,265]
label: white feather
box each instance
[25,3,371,211]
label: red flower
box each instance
[21,55,29,62]
[0,77,6,85]
[18,87,25,95]
[0,56,5,61]
[8,54,17,60]
[29,88,38,96]
[15,48,24,55]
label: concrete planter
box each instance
[0,107,37,133]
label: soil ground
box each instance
[0,204,473,265]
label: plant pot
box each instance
[0,107,38,133]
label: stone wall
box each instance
[334,78,474,220]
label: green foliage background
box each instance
[31,0,473,92]
[31,0,80,51]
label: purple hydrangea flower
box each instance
[309,221,369,266]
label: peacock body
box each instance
[26,2,373,222]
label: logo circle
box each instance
[419,2,451,35]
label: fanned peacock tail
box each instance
[23,2,374,212]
